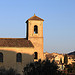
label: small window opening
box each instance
[0,52,3,62]
[16,53,22,62]
[34,52,38,59]
[34,25,38,34]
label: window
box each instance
[16,53,22,62]
[69,57,71,59]
[0,52,3,62]
[34,25,38,34]
[34,52,38,59]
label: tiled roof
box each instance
[68,55,75,59]
[28,14,44,21]
[46,54,55,59]
[0,38,34,47]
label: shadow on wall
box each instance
[0,49,34,75]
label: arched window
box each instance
[0,52,3,62]
[34,52,38,59]
[16,53,22,62]
[34,25,38,34]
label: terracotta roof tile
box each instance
[28,14,44,21]
[0,38,34,47]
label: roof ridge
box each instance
[28,15,44,21]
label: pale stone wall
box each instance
[28,20,44,60]
[55,55,64,63]
[28,20,43,38]
[67,57,73,64]
[0,47,35,75]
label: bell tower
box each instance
[26,14,44,60]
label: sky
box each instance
[0,0,75,53]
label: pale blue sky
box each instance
[0,0,75,53]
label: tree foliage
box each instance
[60,58,62,64]
[67,63,75,73]
[0,68,16,75]
[64,54,68,65]
[23,59,61,75]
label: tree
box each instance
[60,58,62,64]
[23,59,62,75]
[64,54,68,65]
[67,63,75,74]
[0,68,16,75]
[64,54,68,74]
[72,63,75,73]
[67,64,73,73]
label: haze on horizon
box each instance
[0,0,75,54]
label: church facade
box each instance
[0,14,44,75]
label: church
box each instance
[0,14,44,75]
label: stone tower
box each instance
[26,14,44,60]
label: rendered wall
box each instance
[0,47,34,75]
[27,20,44,60]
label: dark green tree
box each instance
[60,58,62,64]
[23,59,62,75]
[64,54,68,65]
[0,68,16,75]
[71,63,75,73]
[67,63,75,74]
[64,54,68,74]
[67,64,73,73]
